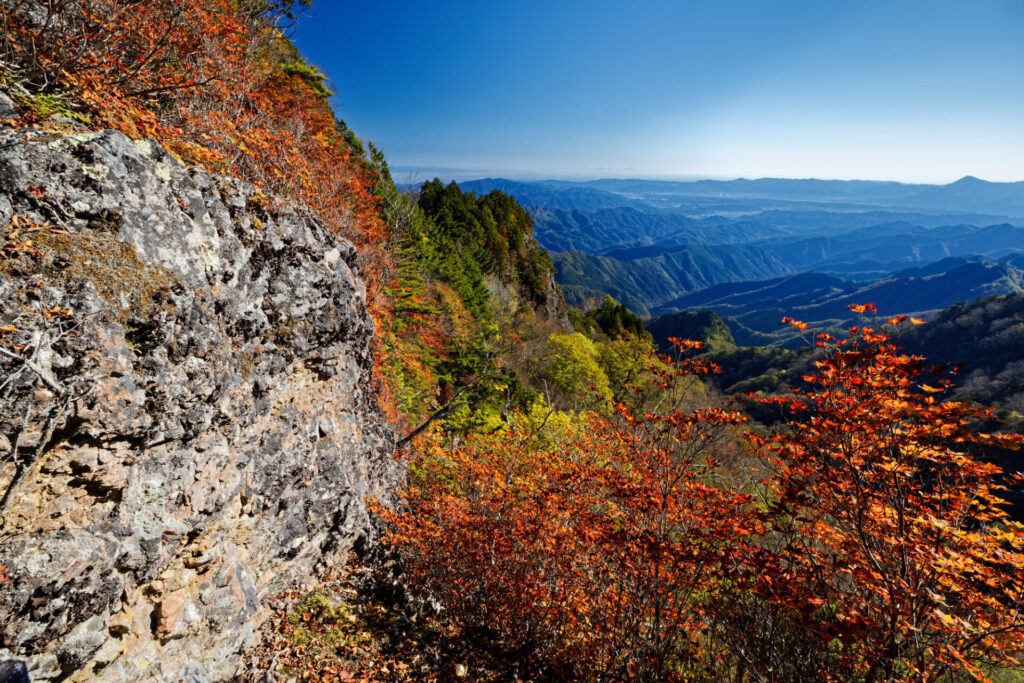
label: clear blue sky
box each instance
[292,0,1024,183]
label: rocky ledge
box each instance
[0,128,397,680]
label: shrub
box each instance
[382,342,755,680]
[385,318,1024,681]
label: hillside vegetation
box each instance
[680,295,1024,425]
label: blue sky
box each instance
[293,1,1024,183]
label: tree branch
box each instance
[396,387,470,450]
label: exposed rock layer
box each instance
[0,128,397,680]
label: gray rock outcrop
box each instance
[0,128,398,680]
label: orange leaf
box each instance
[781,317,809,331]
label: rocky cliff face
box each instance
[0,127,398,680]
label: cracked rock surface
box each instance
[0,128,397,681]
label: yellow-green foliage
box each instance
[444,401,507,436]
[16,92,91,124]
[508,398,580,445]
[535,332,613,410]
[281,58,333,100]
[285,594,366,650]
[434,281,480,344]
[596,335,658,396]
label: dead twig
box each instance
[0,345,64,395]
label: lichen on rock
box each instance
[0,128,397,681]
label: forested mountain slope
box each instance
[554,244,791,315]
[659,256,1024,327]
[757,222,1024,274]
[900,293,1024,412]
[693,294,1024,424]
[530,206,706,252]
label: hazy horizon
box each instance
[294,1,1024,184]
[388,167,1020,187]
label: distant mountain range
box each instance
[566,175,1024,216]
[554,233,1024,319]
[459,175,1024,217]
[659,256,1024,343]
[754,222,1024,277]
[530,208,778,254]
[417,176,1024,343]
[456,178,649,212]
[531,207,1024,259]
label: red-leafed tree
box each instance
[386,315,1024,681]
[1,0,386,286]
[741,309,1024,681]
[382,341,758,680]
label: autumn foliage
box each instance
[745,313,1024,681]
[386,318,1024,681]
[2,1,383,243]
[0,0,391,328]
[383,345,755,679]
[4,4,1023,680]
[0,0,415,411]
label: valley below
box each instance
[464,175,1024,343]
